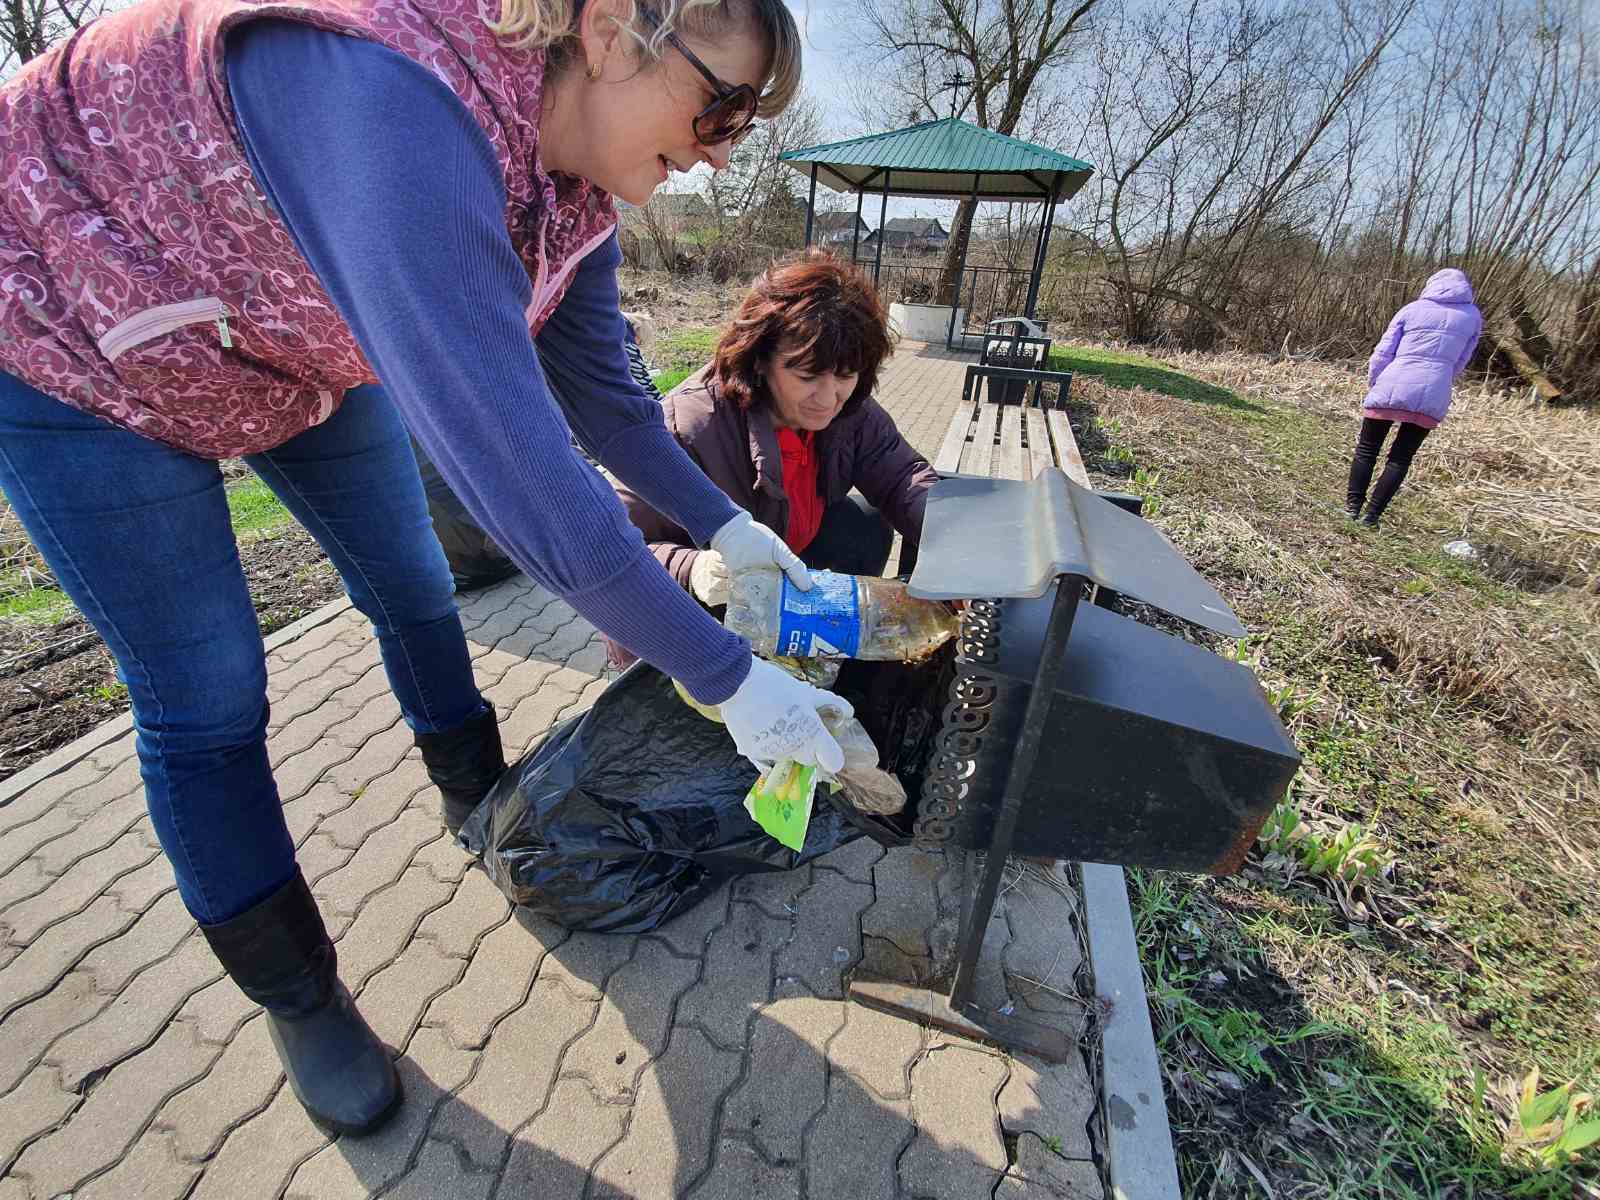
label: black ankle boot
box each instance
[415,703,506,836]
[200,871,401,1135]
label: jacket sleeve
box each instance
[1453,312,1483,376]
[1368,311,1406,386]
[848,398,940,542]
[536,234,739,547]
[225,23,750,703]
[613,478,701,591]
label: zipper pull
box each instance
[216,313,232,349]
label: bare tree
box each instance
[3,0,105,74]
[848,0,1105,302]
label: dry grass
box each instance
[1065,344,1600,1196]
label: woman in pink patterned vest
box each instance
[0,0,840,1134]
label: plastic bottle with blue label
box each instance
[723,569,957,662]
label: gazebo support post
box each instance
[873,170,890,287]
[1023,173,1061,319]
[851,187,864,265]
[803,163,818,247]
[946,172,981,351]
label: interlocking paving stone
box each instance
[386,1135,496,1200]
[676,902,788,1047]
[0,970,103,1095]
[80,889,192,991]
[48,933,220,1092]
[804,1074,913,1200]
[414,862,509,957]
[562,937,701,1102]
[425,909,562,1051]
[173,972,259,1044]
[497,1077,628,1200]
[722,997,845,1164]
[827,993,926,1098]
[332,864,454,992]
[589,1026,741,1199]
[998,1052,1098,1160]
[0,1066,78,1174]
[862,845,945,958]
[648,881,730,958]
[75,1129,202,1200]
[283,1026,474,1199]
[430,977,595,1169]
[312,808,441,919]
[996,1131,1106,1198]
[773,867,874,999]
[899,1042,1011,1200]
[3,832,157,945]
[0,894,135,1017]
[357,940,468,1050]
[104,854,181,913]
[12,1021,217,1197]
[537,929,637,1002]
[187,1083,329,1200]
[690,1139,801,1200]
[155,1012,282,1162]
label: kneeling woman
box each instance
[610,251,938,664]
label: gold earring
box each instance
[587,62,602,80]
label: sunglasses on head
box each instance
[636,2,759,146]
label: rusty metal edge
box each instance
[1080,862,1183,1200]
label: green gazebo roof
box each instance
[780,117,1094,203]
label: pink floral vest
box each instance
[0,0,616,457]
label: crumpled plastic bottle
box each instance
[724,569,957,662]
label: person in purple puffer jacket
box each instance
[1346,268,1483,527]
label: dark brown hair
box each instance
[712,249,897,411]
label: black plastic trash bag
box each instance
[458,664,860,933]
[411,439,520,593]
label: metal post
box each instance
[1024,176,1060,318]
[851,186,864,265]
[946,172,981,351]
[949,576,1080,1014]
[803,163,818,248]
[873,169,890,288]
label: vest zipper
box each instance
[99,297,233,363]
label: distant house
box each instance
[812,211,871,247]
[862,217,949,253]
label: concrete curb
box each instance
[0,597,354,808]
[1082,862,1183,1199]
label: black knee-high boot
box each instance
[199,870,401,1135]
[414,703,506,835]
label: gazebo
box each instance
[780,118,1093,350]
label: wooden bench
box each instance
[934,363,1087,486]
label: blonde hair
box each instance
[489,0,800,118]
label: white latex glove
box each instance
[719,656,852,774]
[709,511,812,591]
[688,549,731,607]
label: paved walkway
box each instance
[0,344,1104,1199]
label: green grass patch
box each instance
[655,326,718,376]
[651,367,694,394]
[226,476,293,537]
[0,581,76,624]
[1046,344,1260,411]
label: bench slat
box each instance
[1044,407,1090,487]
[996,405,1025,481]
[966,397,1001,477]
[1024,407,1053,479]
[934,399,977,474]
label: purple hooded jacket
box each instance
[1363,269,1483,427]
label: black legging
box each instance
[801,493,918,578]
[1347,418,1430,524]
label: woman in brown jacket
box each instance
[612,250,938,663]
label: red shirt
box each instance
[776,427,825,552]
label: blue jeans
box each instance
[0,373,485,924]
